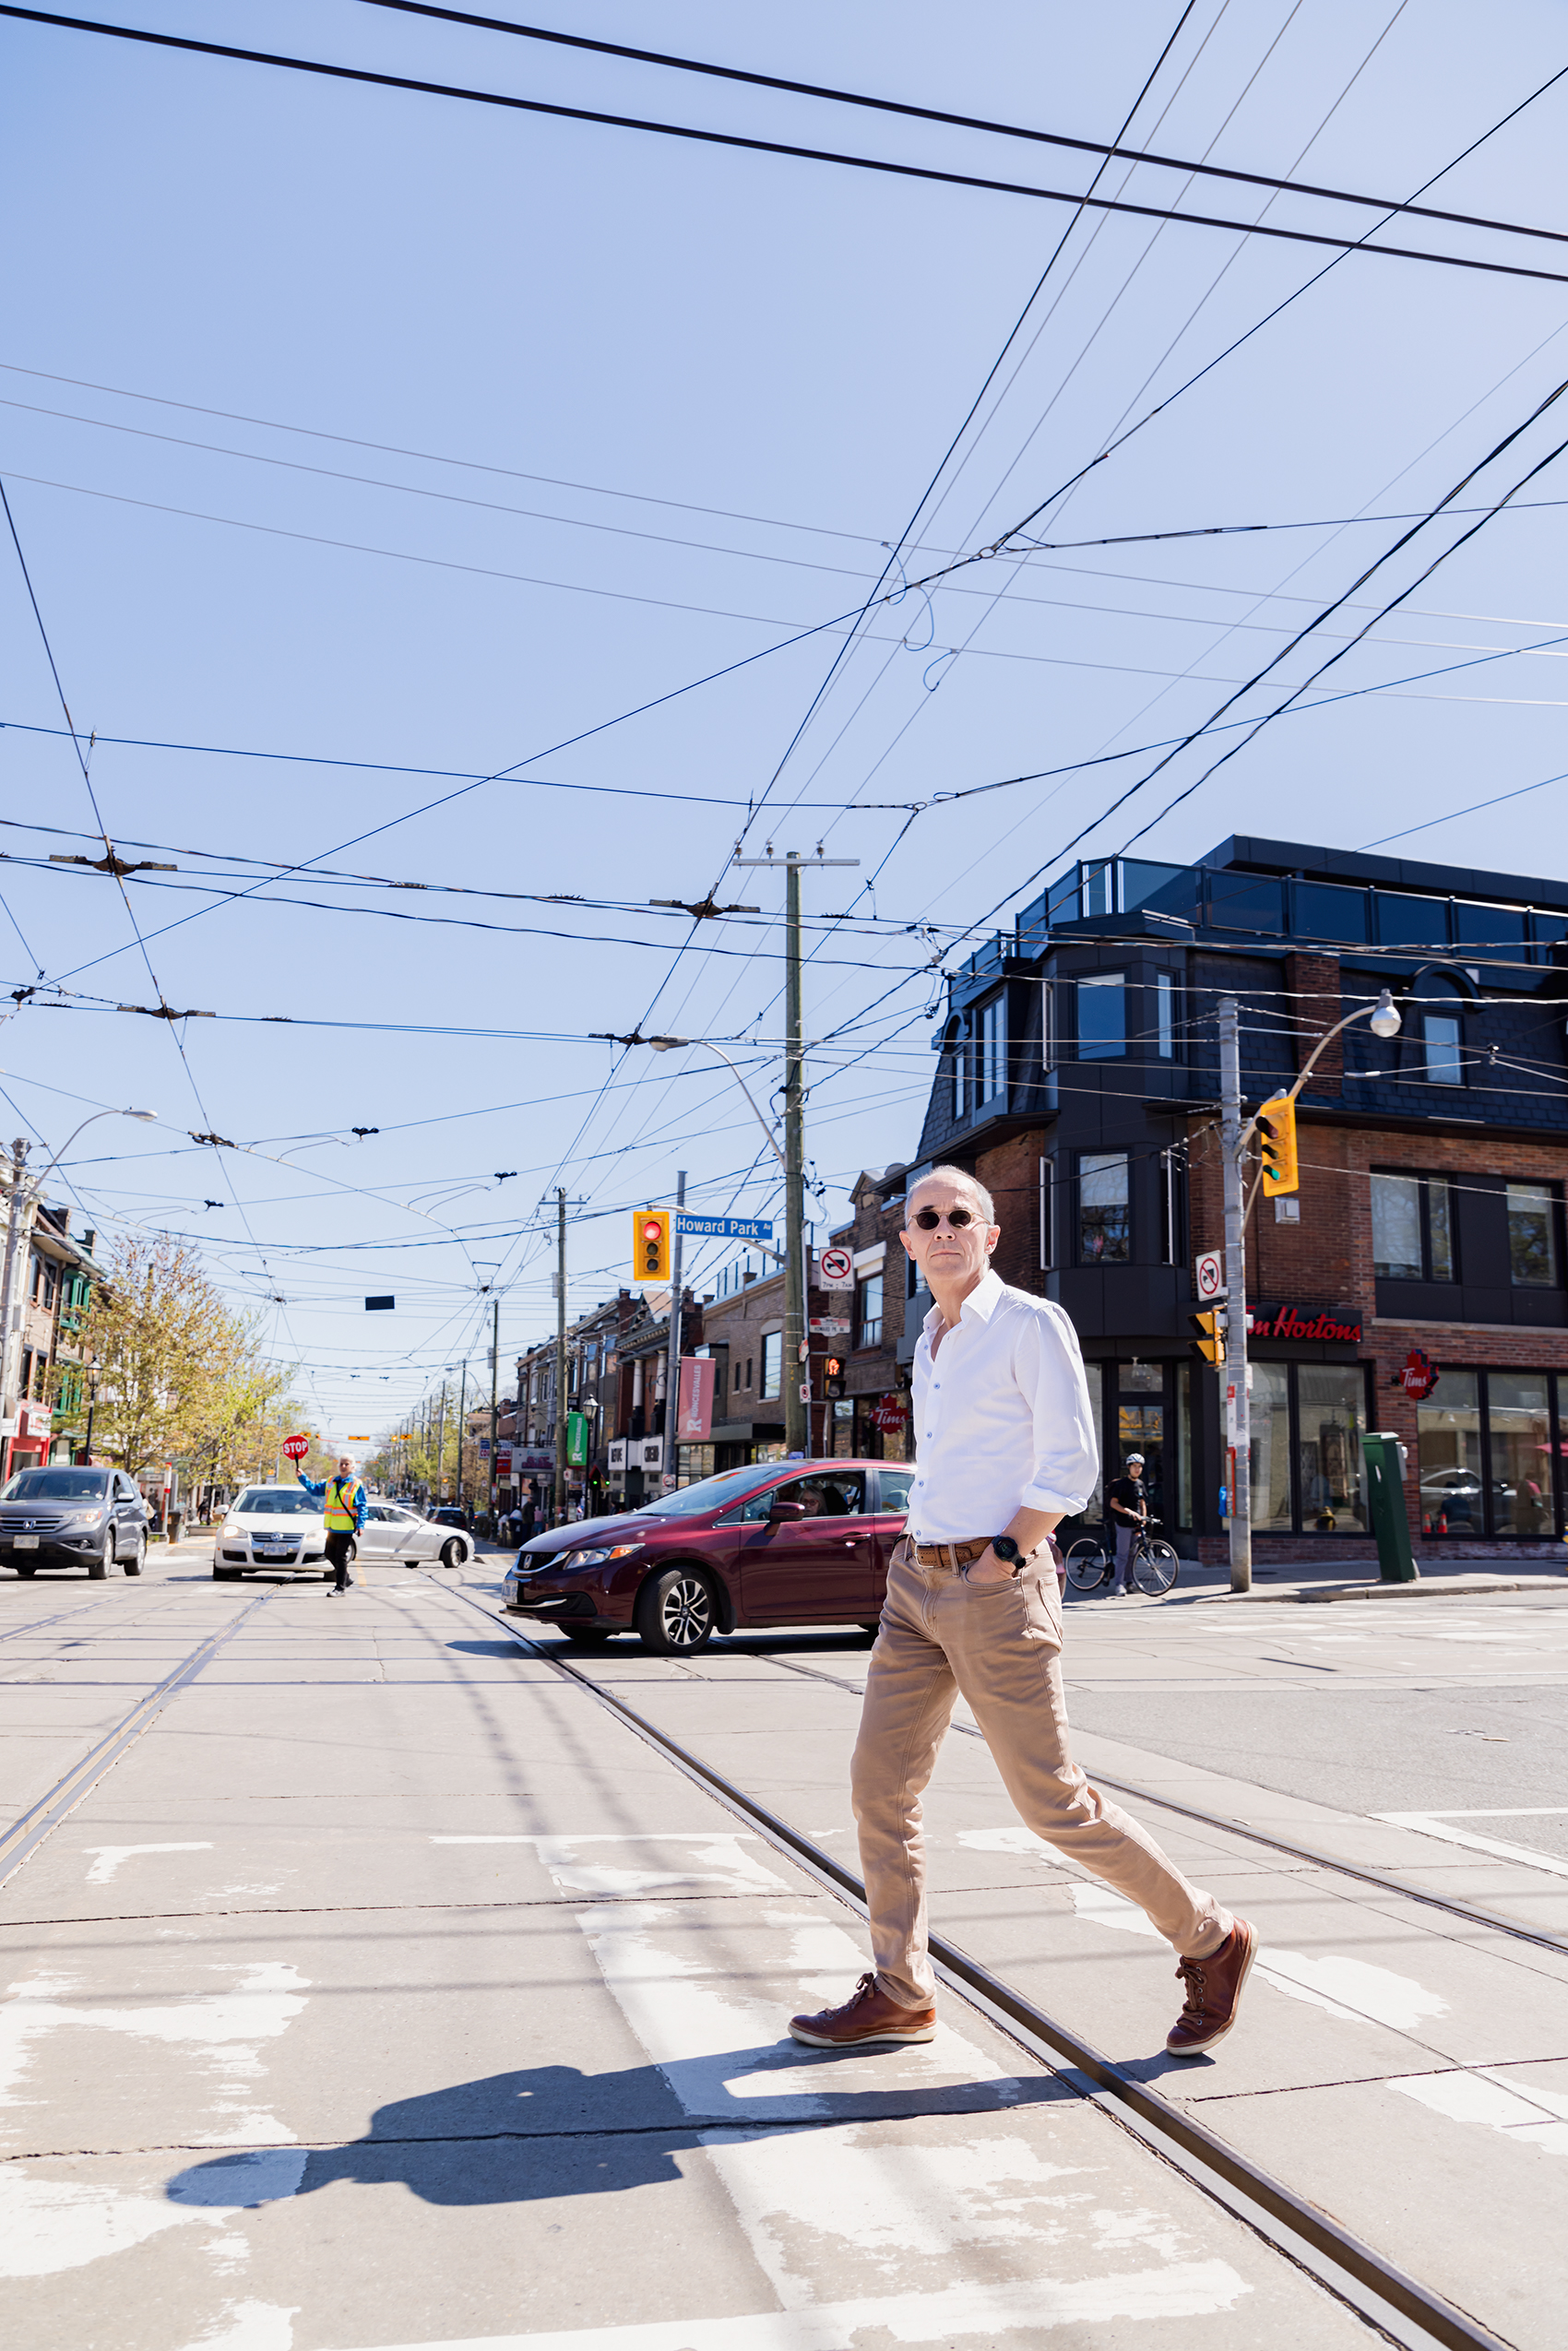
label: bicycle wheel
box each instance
[1064,1538,1111,1590]
[1133,1540,1180,1596]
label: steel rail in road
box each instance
[0,1589,275,1889]
[0,1584,185,1645]
[422,1573,1510,2351]
[763,1647,1568,1963]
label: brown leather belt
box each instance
[909,1538,995,1570]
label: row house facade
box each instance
[909,833,1568,1568]
[514,1284,705,1515]
[6,1203,106,1474]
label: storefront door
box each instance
[1115,1364,1165,1528]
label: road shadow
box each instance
[170,2050,1070,2207]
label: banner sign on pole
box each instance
[679,1357,716,1440]
[675,1214,773,1242]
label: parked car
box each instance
[501,1459,913,1653]
[430,1504,469,1532]
[214,1485,330,1578]
[358,1501,473,1570]
[0,1464,150,1578]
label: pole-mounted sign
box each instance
[281,1433,309,1462]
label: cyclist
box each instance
[297,1455,367,1596]
[1106,1451,1149,1597]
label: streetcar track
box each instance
[0,1590,276,1890]
[412,1573,1508,2351]
[759,1646,1568,1963]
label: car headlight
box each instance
[221,1521,242,1538]
[66,1508,108,1529]
[572,1545,642,1569]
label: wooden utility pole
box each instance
[662,1170,686,1490]
[487,1297,500,1526]
[554,1187,567,1526]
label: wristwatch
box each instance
[990,1534,1025,1574]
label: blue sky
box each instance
[4,0,1568,1446]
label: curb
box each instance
[1197,1572,1568,1604]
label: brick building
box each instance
[822,1167,911,1461]
[6,1203,106,1472]
[910,834,1568,1567]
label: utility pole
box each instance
[0,1139,30,1485]
[1218,999,1251,1594]
[434,1381,448,1502]
[455,1358,467,1513]
[734,849,857,1457]
[554,1187,567,1527]
[662,1170,687,1491]
[488,1296,500,1527]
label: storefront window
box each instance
[1296,1366,1368,1534]
[1086,1369,1104,1523]
[830,1399,853,1457]
[1507,1183,1559,1287]
[1418,1370,1482,1536]
[1249,1362,1292,1531]
[1489,1373,1551,1538]
[1174,1363,1192,1529]
[1078,1153,1130,1262]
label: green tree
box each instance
[89,1233,293,1478]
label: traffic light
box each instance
[824,1355,845,1400]
[1189,1309,1225,1366]
[1256,1091,1299,1195]
[634,1207,671,1282]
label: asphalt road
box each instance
[3,1540,1566,2350]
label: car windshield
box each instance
[640,1465,786,1519]
[235,1489,320,1515]
[1,1467,111,1502]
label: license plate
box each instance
[14,1535,39,1550]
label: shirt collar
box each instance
[921,1265,1004,1343]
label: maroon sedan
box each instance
[500,1458,912,1653]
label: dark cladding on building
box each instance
[909,835,1568,1566]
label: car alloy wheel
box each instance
[124,1533,145,1577]
[637,1567,716,1655]
[439,1538,465,1571]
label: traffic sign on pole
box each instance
[1194,1250,1224,1302]
[675,1213,773,1241]
[281,1433,309,1462]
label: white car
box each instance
[358,1501,473,1570]
[213,1485,331,1579]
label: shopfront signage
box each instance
[1394,1347,1439,1400]
[870,1398,907,1432]
[608,1439,626,1472]
[678,1357,716,1439]
[1248,1304,1362,1345]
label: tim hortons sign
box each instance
[1247,1304,1363,1345]
[1394,1347,1439,1400]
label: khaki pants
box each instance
[851,1538,1230,2009]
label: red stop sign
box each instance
[281,1433,310,1461]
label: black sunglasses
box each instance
[912,1205,976,1229]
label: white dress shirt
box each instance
[907,1268,1099,1541]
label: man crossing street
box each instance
[297,1455,367,1595]
[789,1166,1256,2061]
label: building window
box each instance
[1078,1152,1131,1263]
[857,1272,884,1348]
[1418,1371,1482,1535]
[1156,972,1176,1059]
[943,1019,965,1122]
[1508,1183,1559,1288]
[1077,973,1125,1060]
[760,1330,782,1400]
[1490,1373,1552,1537]
[976,996,1004,1102]
[1371,1172,1455,1281]
[1247,1361,1370,1536]
[1039,1157,1054,1270]
[1424,1012,1463,1084]
[1159,1148,1182,1265]
[1041,979,1056,1074]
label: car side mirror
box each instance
[768,1498,807,1521]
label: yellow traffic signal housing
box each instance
[634,1207,671,1282]
[1256,1091,1300,1195]
[1189,1309,1225,1366]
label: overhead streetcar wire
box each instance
[5,11,1568,287]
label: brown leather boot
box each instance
[1165,1919,1258,2056]
[789,1971,937,2049]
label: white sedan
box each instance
[358,1501,473,1570]
[213,1485,330,1578]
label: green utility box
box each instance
[1362,1431,1419,1583]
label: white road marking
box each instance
[1374,1811,1568,1879]
[84,1842,213,1883]
[315,2262,1253,2349]
[1389,2068,1568,2153]
[175,2300,299,2351]
[0,2150,306,2278]
[432,1830,791,1897]
[0,1963,308,2145]
[1064,1885,1448,2030]
[519,1834,1249,2337]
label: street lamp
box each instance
[0,1108,158,1476]
[647,1037,785,1169]
[1220,992,1400,1594]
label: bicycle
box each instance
[1063,1514,1180,1597]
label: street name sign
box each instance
[675,1214,773,1241]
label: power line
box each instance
[6,9,1568,288]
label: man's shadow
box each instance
[170,2047,1071,2208]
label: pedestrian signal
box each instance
[1256,1092,1299,1195]
[1189,1309,1225,1366]
[634,1207,671,1281]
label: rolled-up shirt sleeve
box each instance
[1015,1301,1099,1515]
